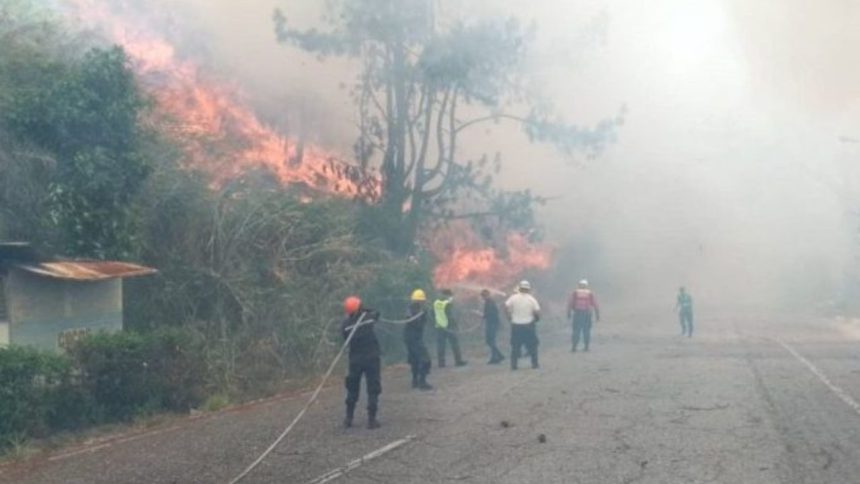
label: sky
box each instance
[115,0,860,306]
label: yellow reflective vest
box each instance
[433,299,451,329]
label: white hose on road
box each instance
[228,312,367,484]
[228,310,428,483]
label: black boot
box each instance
[411,371,419,389]
[417,374,433,391]
[344,404,355,428]
[367,408,380,429]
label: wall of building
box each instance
[6,269,123,351]
[0,275,8,347]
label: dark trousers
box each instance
[436,328,464,367]
[572,311,593,350]
[406,338,431,381]
[345,358,381,417]
[680,309,694,337]
[511,323,538,369]
[485,324,504,362]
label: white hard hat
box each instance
[579,279,589,286]
[518,280,531,290]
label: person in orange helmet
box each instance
[341,296,382,429]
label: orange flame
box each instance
[63,1,552,284]
[66,0,377,198]
[430,223,553,288]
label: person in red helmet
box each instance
[341,296,382,429]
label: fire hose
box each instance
[228,310,429,484]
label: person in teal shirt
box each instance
[675,286,694,337]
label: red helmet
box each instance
[343,296,362,315]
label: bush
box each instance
[0,346,80,446]
[68,328,206,422]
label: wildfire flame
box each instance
[62,1,553,286]
[65,0,377,198]
[429,223,553,288]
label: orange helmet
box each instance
[343,296,362,315]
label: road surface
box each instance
[4,309,860,483]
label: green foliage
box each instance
[125,171,433,395]
[0,329,204,448]
[2,46,153,258]
[67,328,207,422]
[202,393,230,412]
[0,346,80,447]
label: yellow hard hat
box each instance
[410,289,427,301]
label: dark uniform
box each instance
[405,302,432,389]
[483,296,505,364]
[342,308,382,428]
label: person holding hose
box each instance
[505,281,541,370]
[434,289,468,368]
[406,289,433,390]
[569,279,600,352]
[675,286,694,338]
[481,289,505,364]
[341,296,382,429]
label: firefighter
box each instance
[406,289,433,390]
[568,279,600,352]
[341,296,382,429]
[676,286,694,337]
[434,289,467,368]
[481,289,505,364]
[505,281,541,370]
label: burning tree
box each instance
[275,0,620,253]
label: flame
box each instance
[62,1,552,284]
[65,0,377,198]
[430,223,553,288]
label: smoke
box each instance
[66,0,859,311]
[452,0,858,309]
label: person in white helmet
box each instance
[505,280,541,370]
[568,279,600,352]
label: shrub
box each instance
[68,328,206,422]
[0,346,76,446]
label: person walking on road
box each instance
[434,289,468,368]
[569,279,600,352]
[676,286,694,338]
[481,289,505,364]
[341,297,382,429]
[505,281,541,370]
[406,289,433,390]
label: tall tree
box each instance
[275,0,621,253]
[3,46,154,258]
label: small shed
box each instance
[0,243,156,352]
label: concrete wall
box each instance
[0,276,8,347]
[6,269,123,351]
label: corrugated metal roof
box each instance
[16,261,157,281]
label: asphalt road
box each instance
[5,309,860,483]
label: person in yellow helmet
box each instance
[405,289,433,390]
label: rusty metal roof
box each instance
[16,261,157,281]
